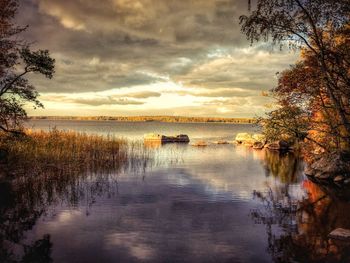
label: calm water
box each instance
[26,119,257,141]
[1,120,350,262]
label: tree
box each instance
[258,105,309,143]
[0,0,55,133]
[240,0,350,152]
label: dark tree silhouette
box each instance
[0,0,55,133]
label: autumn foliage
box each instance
[241,0,350,160]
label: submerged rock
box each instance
[192,141,208,147]
[329,228,350,241]
[215,140,229,144]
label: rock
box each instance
[304,166,314,176]
[175,134,190,143]
[235,133,252,144]
[306,151,350,180]
[265,140,289,151]
[243,139,255,147]
[313,156,340,175]
[253,141,264,149]
[315,172,331,180]
[329,228,350,241]
[192,141,208,147]
[144,133,189,143]
[252,134,266,144]
[334,175,344,182]
[215,140,229,144]
[144,133,163,141]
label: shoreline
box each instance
[28,116,256,124]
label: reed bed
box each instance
[0,129,153,177]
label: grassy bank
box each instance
[0,129,152,178]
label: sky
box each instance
[18,0,299,117]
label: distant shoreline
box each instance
[28,116,256,124]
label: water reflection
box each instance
[0,180,53,262]
[236,145,304,184]
[262,150,304,184]
[1,144,350,262]
[0,145,150,263]
[251,178,350,262]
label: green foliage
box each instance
[259,106,309,143]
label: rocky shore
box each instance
[304,151,350,186]
[234,132,291,152]
[235,133,350,187]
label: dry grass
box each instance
[0,129,153,177]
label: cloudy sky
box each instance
[18,0,299,117]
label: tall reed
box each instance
[0,129,153,177]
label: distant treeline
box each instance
[29,116,256,124]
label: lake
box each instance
[26,119,258,141]
[1,120,350,262]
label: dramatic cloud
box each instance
[39,90,162,106]
[67,98,144,106]
[125,91,161,99]
[18,0,299,117]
